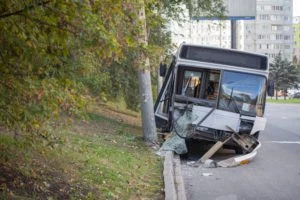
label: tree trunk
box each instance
[136,0,157,144]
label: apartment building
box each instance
[169,0,293,61]
[168,4,234,49]
[169,19,232,49]
[243,0,294,61]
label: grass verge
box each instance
[0,108,163,199]
[267,98,300,104]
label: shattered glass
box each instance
[158,108,198,155]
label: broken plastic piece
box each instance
[202,172,213,177]
[217,142,261,167]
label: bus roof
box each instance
[176,44,268,71]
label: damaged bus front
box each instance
[155,44,274,154]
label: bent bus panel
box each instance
[154,44,269,144]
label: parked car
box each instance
[293,92,300,98]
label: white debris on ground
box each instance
[202,172,213,177]
[203,159,217,168]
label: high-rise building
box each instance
[243,0,294,61]
[169,0,294,62]
[168,5,233,49]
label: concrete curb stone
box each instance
[163,151,187,200]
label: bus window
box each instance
[181,71,202,98]
[205,71,220,100]
[218,71,266,117]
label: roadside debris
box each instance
[196,135,233,165]
[158,128,261,168]
[157,110,197,155]
[186,161,196,166]
[202,172,213,177]
[189,125,261,168]
[217,143,261,168]
[203,159,217,168]
[157,108,261,168]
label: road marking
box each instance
[281,116,288,119]
[265,141,300,144]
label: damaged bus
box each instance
[155,44,274,154]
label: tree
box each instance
[135,0,225,144]
[0,0,137,135]
[269,53,298,99]
[292,56,300,88]
[296,65,300,89]
[0,0,225,143]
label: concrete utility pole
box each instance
[137,0,157,145]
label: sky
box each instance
[294,0,300,16]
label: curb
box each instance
[163,151,187,200]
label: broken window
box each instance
[181,71,203,98]
[176,67,221,107]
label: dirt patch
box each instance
[92,104,141,127]
[0,162,69,199]
[0,161,96,199]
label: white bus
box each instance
[154,44,274,153]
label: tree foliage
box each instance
[0,0,136,133]
[0,0,224,135]
[269,53,298,98]
[292,56,300,87]
[148,0,225,19]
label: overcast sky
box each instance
[294,0,300,16]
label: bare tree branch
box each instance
[0,1,51,19]
[17,13,77,35]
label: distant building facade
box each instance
[243,0,294,61]
[293,16,300,63]
[169,0,294,62]
[167,4,234,49]
[169,19,232,49]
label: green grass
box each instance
[0,111,163,199]
[267,98,300,104]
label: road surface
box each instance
[181,103,300,200]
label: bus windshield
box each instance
[218,71,266,117]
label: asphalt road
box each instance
[181,103,300,200]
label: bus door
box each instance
[154,62,175,131]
